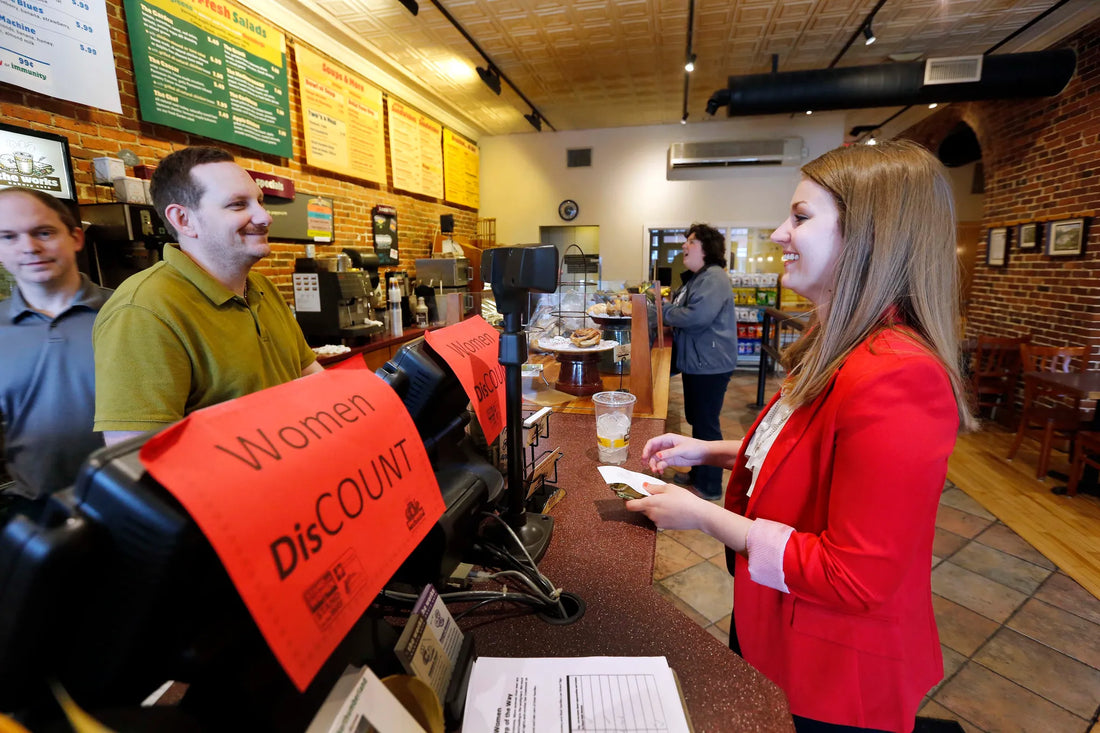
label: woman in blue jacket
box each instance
[659,223,739,499]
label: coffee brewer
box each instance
[80,203,173,288]
[292,251,382,345]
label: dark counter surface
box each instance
[461,412,792,732]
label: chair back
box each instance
[1020,345,1089,374]
[973,335,1030,380]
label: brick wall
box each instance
[900,19,1100,365]
[0,0,478,303]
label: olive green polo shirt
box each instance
[93,246,316,433]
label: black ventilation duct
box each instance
[710,49,1076,117]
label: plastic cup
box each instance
[593,391,636,465]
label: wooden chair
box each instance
[1006,345,1092,479]
[1067,431,1100,497]
[970,335,1030,422]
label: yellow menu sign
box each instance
[294,44,386,184]
[443,130,479,209]
[388,100,444,199]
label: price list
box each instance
[123,0,291,158]
[294,44,385,183]
[443,129,479,209]
[0,0,121,112]
[387,99,443,199]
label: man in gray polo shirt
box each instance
[0,187,112,513]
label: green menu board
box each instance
[124,0,292,158]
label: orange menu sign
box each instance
[138,369,443,692]
[424,316,506,444]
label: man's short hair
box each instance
[150,146,235,237]
[0,187,80,231]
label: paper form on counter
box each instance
[462,656,690,733]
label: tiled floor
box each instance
[654,370,1100,733]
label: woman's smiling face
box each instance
[771,178,844,307]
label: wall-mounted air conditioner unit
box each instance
[668,137,803,169]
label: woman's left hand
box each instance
[624,481,711,531]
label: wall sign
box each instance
[0,122,76,202]
[248,170,295,200]
[372,205,398,265]
[294,44,386,185]
[0,0,121,113]
[124,0,292,158]
[443,129,479,209]
[387,100,443,199]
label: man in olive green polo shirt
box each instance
[93,147,323,445]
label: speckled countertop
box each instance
[463,412,793,732]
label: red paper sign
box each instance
[424,316,505,444]
[138,370,443,692]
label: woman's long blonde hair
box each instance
[780,140,977,432]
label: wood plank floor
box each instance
[947,425,1100,600]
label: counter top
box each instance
[461,412,792,732]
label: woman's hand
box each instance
[623,482,711,531]
[641,433,710,473]
[626,482,753,552]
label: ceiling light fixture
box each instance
[685,54,696,73]
[928,102,938,109]
[427,0,553,131]
[397,0,419,15]
[476,65,501,95]
[828,0,888,68]
[805,110,813,115]
[681,113,688,124]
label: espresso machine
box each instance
[80,203,173,288]
[292,252,382,345]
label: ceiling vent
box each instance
[924,56,983,85]
[668,137,802,169]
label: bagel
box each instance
[570,327,602,348]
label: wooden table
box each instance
[1022,370,1100,494]
[1023,370,1100,403]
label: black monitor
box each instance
[0,337,503,730]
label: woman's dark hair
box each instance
[688,223,727,268]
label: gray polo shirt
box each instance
[0,275,112,499]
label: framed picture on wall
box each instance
[987,227,1008,266]
[1046,218,1089,257]
[1016,222,1039,250]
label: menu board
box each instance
[0,0,121,112]
[387,100,443,199]
[443,129,479,209]
[124,0,292,157]
[293,44,385,184]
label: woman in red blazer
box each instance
[630,140,976,733]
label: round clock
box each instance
[558,199,579,221]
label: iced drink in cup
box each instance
[593,391,636,465]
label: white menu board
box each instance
[387,99,443,199]
[0,0,122,112]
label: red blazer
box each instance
[724,327,959,733]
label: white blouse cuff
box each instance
[746,518,795,593]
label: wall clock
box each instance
[558,199,579,221]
